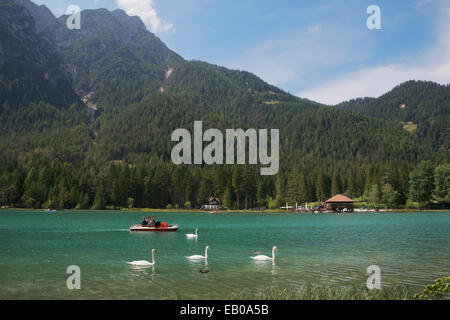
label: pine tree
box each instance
[287,168,300,203]
[242,166,257,209]
[331,172,343,196]
[316,170,331,202]
[223,185,233,209]
[232,166,244,209]
[93,186,107,210]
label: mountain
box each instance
[1,0,445,165]
[337,81,449,122]
[337,81,450,151]
[0,0,86,133]
[11,0,56,33]
[51,8,184,113]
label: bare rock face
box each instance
[49,6,183,110]
[12,0,56,33]
[0,0,82,112]
[2,0,184,119]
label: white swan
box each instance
[187,246,210,260]
[185,228,198,239]
[127,249,157,266]
[251,246,277,261]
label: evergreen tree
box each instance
[331,172,343,196]
[232,166,244,209]
[434,164,449,205]
[242,166,257,209]
[93,182,107,210]
[287,168,301,203]
[409,160,435,207]
[223,185,233,209]
[316,170,331,202]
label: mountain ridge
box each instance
[0,0,86,133]
[1,0,447,164]
[337,80,449,151]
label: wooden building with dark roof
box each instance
[324,194,355,212]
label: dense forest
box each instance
[0,0,448,210]
[337,81,450,152]
[0,156,448,210]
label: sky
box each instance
[34,0,450,105]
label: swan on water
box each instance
[186,246,210,260]
[250,246,277,261]
[127,249,157,266]
[185,228,198,239]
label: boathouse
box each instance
[324,194,354,212]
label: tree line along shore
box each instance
[0,156,448,211]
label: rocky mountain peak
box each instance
[12,0,55,33]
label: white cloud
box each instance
[297,64,440,105]
[223,2,449,105]
[115,0,175,35]
[225,25,371,91]
[297,4,450,105]
[306,25,322,33]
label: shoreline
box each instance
[1,208,449,213]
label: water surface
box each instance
[0,210,448,299]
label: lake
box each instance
[0,210,448,299]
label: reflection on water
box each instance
[128,265,156,284]
[0,210,449,299]
[252,260,277,277]
[187,259,209,273]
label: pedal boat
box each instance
[129,223,179,232]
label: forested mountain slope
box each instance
[0,0,86,134]
[337,81,449,152]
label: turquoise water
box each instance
[0,210,448,299]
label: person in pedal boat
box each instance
[141,216,148,226]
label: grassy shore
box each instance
[228,276,450,300]
[228,285,415,300]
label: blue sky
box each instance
[34,0,450,104]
